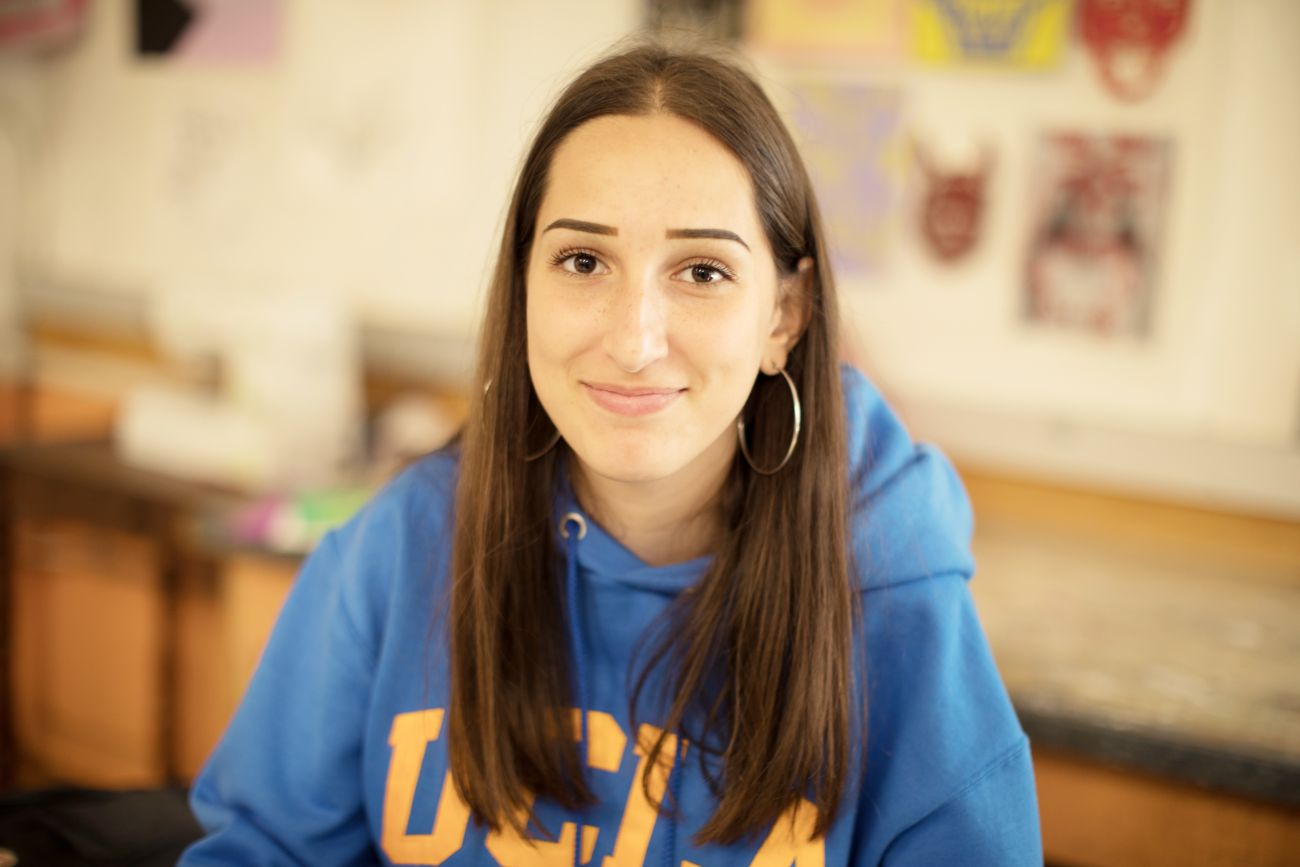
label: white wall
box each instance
[19,0,641,336]
[0,119,17,374]
[0,55,45,375]
[1190,0,1300,446]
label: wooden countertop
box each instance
[962,467,1300,806]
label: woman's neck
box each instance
[568,430,734,567]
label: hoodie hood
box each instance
[552,362,976,596]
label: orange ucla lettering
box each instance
[749,799,826,867]
[602,724,680,867]
[383,709,651,866]
[382,709,472,865]
[484,711,625,865]
[381,708,821,866]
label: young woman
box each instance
[181,43,1041,866]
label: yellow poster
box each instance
[747,0,903,58]
[912,0,1072,67]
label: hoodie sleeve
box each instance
[840,364,977,588]
[839,364,1041,863]
[179,523,382,866]
[848,571,1043,866]
[879,739,1043,866]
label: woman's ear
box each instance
[764,257,815,374]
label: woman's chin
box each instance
[567,436,687,486]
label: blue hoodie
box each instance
[181,364,1042,865]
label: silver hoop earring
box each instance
[736,367,802,475]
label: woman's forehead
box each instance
[538,113,764,242]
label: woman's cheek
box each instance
[680,303,763,370]
[539,298,594,365]
[527,283,569,358]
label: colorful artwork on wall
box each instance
[1024,133,1172,337]
[746,0,903,59]
[1080,0,1192,101]
[0,0,86,51]
[912,0,1071,68]
[913,139,994,264]
[645,0,744,41]
[135,0,282,66]
[787,81,904,278]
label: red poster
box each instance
[1081,0,1192,102]
[914,140,994,264]
[0,0,86,51]
[1024,133,1171,337]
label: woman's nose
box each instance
[601,274,669,374]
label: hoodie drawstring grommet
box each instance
[562,511,590,867]
[561,512,588,541]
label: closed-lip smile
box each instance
[585,382,683,396]
[582,382,685,417]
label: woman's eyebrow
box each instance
[542,219,750,251]
[544,218,617,236]
[666,228,750,250]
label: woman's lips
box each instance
[582,382,684,417]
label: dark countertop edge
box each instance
[1018,703,1300,809]
[0,440,247,513]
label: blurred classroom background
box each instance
[0,1,1297,864]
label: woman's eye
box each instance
[569,253,598,274]
[555,251,607,276]
[675,261,734,284]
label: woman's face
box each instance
[526,112,806,486]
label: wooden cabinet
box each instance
[172,552,232,781]
[7,516,299,788]
[1036,748,1300,867]
[11,519,166,787]
[215,552,297,735]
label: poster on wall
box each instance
[1024,133,1172,337]
[746,0,903,60]
[786,81,903,278]
[135,0,282,66]
[1080,0,1192,101]
[913,139,994,264]
[912,0,1072,68]
[645,0,744,40]
[0,0,86,51]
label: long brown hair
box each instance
[448,41,854,846]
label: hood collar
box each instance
[554,458,712,596]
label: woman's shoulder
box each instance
[299,446,462,641]
[838,366,1031,845]
[381,445,463,508]
[838,363,976,593]
[853,568,1030,847]
[338,445,461,543]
